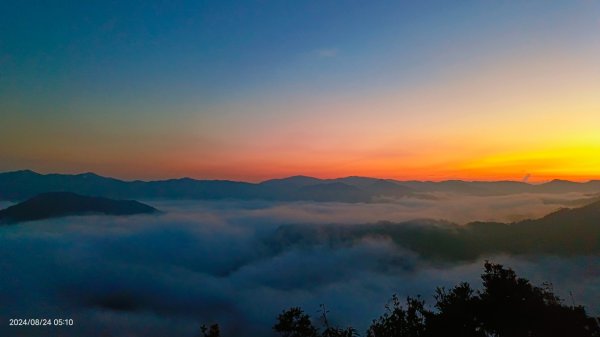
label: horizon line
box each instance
[3,169,599,185]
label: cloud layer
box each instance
[1,197,598,336]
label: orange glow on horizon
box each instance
[138,143,600,183]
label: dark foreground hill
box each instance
[267,200,600,260]
[0,192,158,224]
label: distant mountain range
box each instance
[0,192,158,224]
[267,199,600,261]
[1,169,600,203]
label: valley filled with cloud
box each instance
[1,196,598,336]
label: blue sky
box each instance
[1,1,599,181]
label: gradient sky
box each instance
[1,1,599,182]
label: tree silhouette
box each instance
[476,261,600,337]
[427,282,485,337]
[200,323,220,337]
[273,307,319,337]
[366,294,427,337]
[271,262,600,337]
[273,305,358,337]
[425,262,600,337]
[320,304,359,337]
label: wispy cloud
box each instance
[313,48,339,58]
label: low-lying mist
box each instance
[1,195,598,337]
[152,191,594,225]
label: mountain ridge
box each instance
[267,199,600,261]
[2,169,600,202]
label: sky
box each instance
[1,0,599,182]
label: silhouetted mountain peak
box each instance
[5,169,40,176]
[76,172,103,178]
[171,177,198,182]
[289,175,319,179]
[0,192,159,224]
[260,175,323,187]
[545,179,578,185]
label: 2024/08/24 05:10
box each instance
[9,318,74,326]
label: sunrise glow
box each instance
[1,1,599,182]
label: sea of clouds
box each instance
[0,194,598,336]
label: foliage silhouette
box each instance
[202,262,599,336]
[200,323,220,337]
[273,307,319,337]
[427,282,485,337]
[474,261,600,337]
[320,304,359,337]
[366,295,427,337]
[270,262,600,337]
